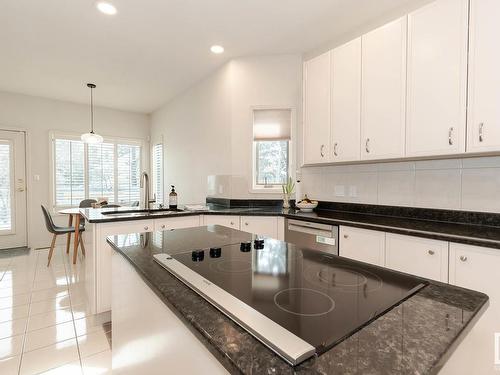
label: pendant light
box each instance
[81,83,103,144]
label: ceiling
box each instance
[1,0,420,113]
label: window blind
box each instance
[152,143,163,204]
[253,109,292,141]
[0,143,12,231]
[53,135,142,208]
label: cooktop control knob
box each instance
[191,250,205,262]
[254,239,265,249]
[209,247,222,258]
[240,241,252,252]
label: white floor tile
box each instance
[38,361,83,375]
[0,304,30,323]
[74,314,111,337]
[24,321,76,352]
[0,293,31,309]
[19,338,79,375]
[71,304,92,321]
[81,349,111,375]
[0,333,24,360]
[29,295,71,315]
[27,307,74,332]
[77,331,110,359]
[0,355,21,375]
[30,287,69,303]
[0,318,27,340]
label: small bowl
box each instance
[295,201,318,212]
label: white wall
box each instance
[150,55,302,203]
[0,90,150,248]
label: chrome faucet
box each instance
[140,172,155,209]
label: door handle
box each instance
[448,127,454,146]
[333,142,338,157]
[365,138,370,153]
[320,144,325,157]
[479,123,484,142]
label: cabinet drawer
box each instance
[202,215,240,229]
[385,233,448,282]
[154,215,200,231]
[339,226,385,266]
[240,216,278,239]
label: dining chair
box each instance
[102,204,121,208]
[41,205,85,266]
[79,199,97,208]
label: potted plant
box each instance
[281,177,295,209]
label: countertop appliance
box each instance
[153,226,427,366]
[285,218,338,254]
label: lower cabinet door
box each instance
[385,233,449,282]
[339,226,385,266]
[202,215,240,229]
[154,215,200,231]
[240,216,278,239]
[441,242,500,375]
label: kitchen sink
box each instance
[101,208,184,216]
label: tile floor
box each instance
[0,246,111,374]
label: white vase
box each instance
[282,193,290,209]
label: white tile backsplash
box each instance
[300,157,500,213]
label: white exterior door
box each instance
[0,130,27,249]
[467,0,500,153]
[406,0,468,157]
[360,17,407,160]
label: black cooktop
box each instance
[159,227,427,359]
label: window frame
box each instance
[250,106,295,193]
[151,141,164,205]
[49,131,145,211]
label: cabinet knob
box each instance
[230,222,234,225]
[144,226,149,230]
[428,250,435,255]
[244,222,249,226]
[479,123,484,142]
[459,255,467,262]
[343,234,349,239]
[333,142,339,157]
[161,224,166,229]
[320,144,325,157]
[365,138,370,153]
[448,127,454,146]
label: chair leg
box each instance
[47,234,57,267]
[66,215,73,254]
[73,214,80,265]
[79,234,86,256]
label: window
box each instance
[0,142,12,231]
[252,108,291,189]
[52,134,142,208]
[152,143,164,204]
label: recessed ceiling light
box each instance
[210,45,224,54]
[96,2,117,15]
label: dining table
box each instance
[58,207,84,264]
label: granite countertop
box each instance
[107,230,489,375]
[81,203,500,249]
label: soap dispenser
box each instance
[169,185,178,210]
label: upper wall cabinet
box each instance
[406,0,468,157]
[467,0,500,153]
[303,51,331,165]
[361,17,407,160]
[331,38,361,162]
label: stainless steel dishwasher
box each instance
[284,219,339,254]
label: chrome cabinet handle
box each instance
[479,123,484,142]
[365,138,370,153]
[459,255,467,262]
[448,127,454,146]
[428,250,435,255]
[333,142,339,157]
[320,144,325,157]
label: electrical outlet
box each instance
[334,185,345,197]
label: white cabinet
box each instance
[467,0,500,153]
[331,38,361,162]
[154,215,200,231]
[240,216,278,239]
[339,226,385,266]
[303,51,331,164]
[441,243,500,375]
[202,215,240,229]
[406,0,468,157]
[385,233,449,282]
[360,17,407,160]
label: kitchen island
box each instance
[107,226,488,375]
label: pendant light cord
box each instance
[90,86,94,134]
